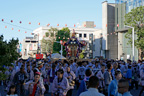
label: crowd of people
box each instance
[1,58,144,96]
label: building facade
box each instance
[115,0,141,61]
[21,37,38,59]
[102,1,118,59]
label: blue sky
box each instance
[0,0,115,42]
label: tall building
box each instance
[102,1,117,59]
[22,21,103,59]
[115,0,141,61]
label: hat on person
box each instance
[37,61,44,67]
[35,72,41,75]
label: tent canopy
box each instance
[51,53,66,59]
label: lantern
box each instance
[47,23,50,26]
[12,28,14,30]
[111,33,112,35]
[65,24,67,27]
[117,24,119,27]
[59,37,60,39]
[57,24,59,26]
[94,25,96,27]
[74,24,76,27]
[106,24,107,27]
[2,19,4,21]
[20,21,22,24]
[38,22,40,25]
[84,24,86,27]
[29,22,31,24]
[60,40,63,45]
[25,31,27,33]
[5,26,7,28]
[18,30,20,32]
[11,20,13,23]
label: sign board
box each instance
[36,54,43,59]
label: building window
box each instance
[79,34,82,38]
[84,34,87,38]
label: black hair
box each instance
[74,59,77,62]
[55,61,58,64]
[27,64,30,67]
[20,66,25,70]
[128,65,131,69]
[57,69,64,74]
[52,64,56,69]
[33,61,36,65]
[88,76,99,88]
[63,60,67,63]
[95,61,99,64]
[77,62,82,66]
[107,63,112,69]
[7,85,17,95]
[115,70,121,76]
[85,69,92,77]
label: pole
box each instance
[132,27,135,61]
[61,44,63,58]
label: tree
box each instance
[53,27,70,57]
[124,6,144,60]
[41,27,58,54]
[41,38,53,53]
[0,35,20,80]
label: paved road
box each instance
[0,85,144,96]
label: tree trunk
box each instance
[138,48,142,60]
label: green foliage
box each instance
[53,27,70,57]
[0,35,20,80]
[124,6,144,51]
[41,38,53,53]
[45,32,49,37]
[41,27,58,54]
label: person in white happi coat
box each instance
[96,64,105,93]
[24,72,45,96]
[26,65,34,82]
[120,62,128,78]
[139,65,144,96]
[64,66,76,96]
[70,60,77,74]
[76,62,86,83]
[33,61,44,84]
[42,64,49,84]
[5,66,16,92]
[52,69,69,96]
[92,61,101,75]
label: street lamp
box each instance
[124,25,135,61]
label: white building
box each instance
[23,21,102,59]
[21,37,38,59]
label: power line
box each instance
[0,21,33,31]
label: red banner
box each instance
[36,54,43,59]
